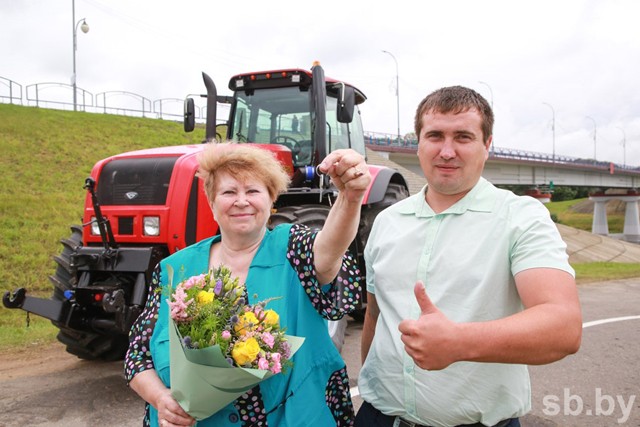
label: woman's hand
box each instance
[317,149,371,204]
[156,387,196,427]
[130,370,196,427]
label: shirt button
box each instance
[229,413,239,423]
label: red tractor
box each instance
[3,63,409,359]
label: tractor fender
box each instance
[364,166,408,205]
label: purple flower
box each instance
[214,279,223,296]
[182,336,192,348]
[281,341,291,359]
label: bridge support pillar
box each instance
[589,195,610,236]
[589,191,640,242]
[620,195,640,243]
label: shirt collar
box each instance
[399,177,495,217]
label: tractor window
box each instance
[231,86,313,166]
[325,96,366,157]
[232,98,251,142]
[230,85,365,166]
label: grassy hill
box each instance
[0,104,206,293]
[545,198,626,233]
[0,103,638,351]
[0,104,205,348]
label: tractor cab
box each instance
[184,64,367,184]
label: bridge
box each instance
[365,133,640,244]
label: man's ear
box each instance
[484,136,493,160]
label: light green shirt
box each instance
[359,177,574,427]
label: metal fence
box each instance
[3,75,638,172]
[0,75,201,121]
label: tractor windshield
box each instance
[231,86,365,167]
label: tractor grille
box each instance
[97,157,178,205]
[118,217,134,234]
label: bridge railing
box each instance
[364,131,640,174]
[2,75,638,173]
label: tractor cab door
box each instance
[231,87,314,167]
[323,92,366,157]
[230,85,365,166]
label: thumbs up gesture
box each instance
[398,281,460,370]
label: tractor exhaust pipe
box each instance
[202,72,218,142]
[311,62,327,163]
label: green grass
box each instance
[0,104,205,351]
[0,103,638,352]
[0,311,57,352]
[545,198,625,233]
[574,262,640,284]
[542,201,639,282]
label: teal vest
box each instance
[149,224,345,426]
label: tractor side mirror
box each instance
[184,98,195,132]
[336,84,355,123]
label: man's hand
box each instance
[398,281,460,370]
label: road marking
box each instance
[350,316,640,399]
[583,315,640,328]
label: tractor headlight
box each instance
[90,217,100,235]
[143,216,160,236]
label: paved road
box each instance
[343,278,640,427]
[1,278,638,426]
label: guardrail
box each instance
[1,75,637,171]
[364,131,640,174]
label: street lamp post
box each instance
[617,127,626,167]
[586,116,597,162]
[72,0,89,111]
[542,102,555,163]
[479,81,494,153]
[382,50,400,143]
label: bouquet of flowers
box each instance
[165,265,304,420]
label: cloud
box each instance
[1,0,638,166]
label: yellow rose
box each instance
[197,289,214,305]
[234,312,259,336]
[263,309,280,328]
[231,337,260,366]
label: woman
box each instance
[125,141,370,427]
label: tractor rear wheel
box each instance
[352,182,410,321]
[269,205,331,230]
[269,204,348,353]
[358,182,410,247]
[48,225,128,361]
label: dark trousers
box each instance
[354,400,521,427]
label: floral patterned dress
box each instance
[125,224,362,426]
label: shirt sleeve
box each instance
[286,223,363,320]
[509,197,575,276]
[124,264,162,383]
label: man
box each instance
[356,86,582,427]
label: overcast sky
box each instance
[2,0,639,166]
